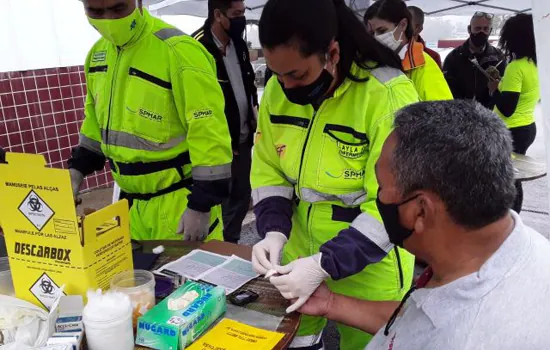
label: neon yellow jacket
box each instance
[252,64,420,278]
[408,53,453,101]
[76,10,232,211]
[401,41,453,101]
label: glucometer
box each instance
[228,290,259,306]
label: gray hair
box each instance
[392,100,516,229]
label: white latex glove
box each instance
[270,253,330,313]
[69,168,84,200]
[177,208,210,241]
[251,231,288,275]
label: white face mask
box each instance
[375,26,403,52]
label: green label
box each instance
[92,51,107,63]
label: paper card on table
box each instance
[198,255,260,295]
[186,318,285,350]
[154,249,229,280]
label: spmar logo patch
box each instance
[193,109,213,119]
[337,142,367,159]
[325,169,365,180]
[139,108,163,122]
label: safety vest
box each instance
[80,10,232,196]
[252,64,419,247]
[402,41,453,101]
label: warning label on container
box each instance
[29,272,64,310]
[18,190,55,231]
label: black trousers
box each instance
[222,142,252,243]
[510,123,537,213]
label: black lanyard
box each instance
[384,285,417,336]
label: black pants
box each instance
[222,142,252,243]
[510,123,537,213]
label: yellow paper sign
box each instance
[187,318,285,350]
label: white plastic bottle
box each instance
[83,290,134,350]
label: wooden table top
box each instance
[135,240,300,350]
[513,153,547,182]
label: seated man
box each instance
[288,100,550,349]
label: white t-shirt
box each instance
[367,211,550,350]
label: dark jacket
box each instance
[443,40,506,109]
[193,22,258,150]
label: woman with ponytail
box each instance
[250,0,419,348]
[365,0,453,101]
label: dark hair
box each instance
[207,0,241,21]
[499,14,537,65]
[364,0,414,41]
[258,0,401,84]
[393,100,516,229]
[407,6,424,26]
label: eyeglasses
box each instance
[473,11,495,20]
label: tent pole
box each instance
[532,0,550,231]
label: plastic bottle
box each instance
[83,289,134,350]
[110,269,156,328]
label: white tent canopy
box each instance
[149,0,531,18]
[402,0,530,16]
[149,0,369,19]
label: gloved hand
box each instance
[251,231,288,275]
[270,253,330,313]
[69,168,84,205]
[177,208,210,241]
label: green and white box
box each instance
[136,281,226,350]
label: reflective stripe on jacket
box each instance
[80,10,232,203]
[252,63,420,274]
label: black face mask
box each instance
[224,15,246,40]
[470,32,489,48]
[280,69,334,106]
[376,190,419,247]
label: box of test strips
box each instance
[56,295,84,332]
[136,281,226,350]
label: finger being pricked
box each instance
[286,296,309,313]
[269,274,292,288]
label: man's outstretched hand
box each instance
[269,253,330,313]
[293,282,334,317]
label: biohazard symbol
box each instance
[27,196,42,213]
[40,279,54,295]
[276,144,286,158]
